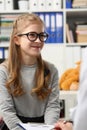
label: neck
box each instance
[22,56,37,66]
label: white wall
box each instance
[41,44,81,77]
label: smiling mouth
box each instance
[31,45,41,48]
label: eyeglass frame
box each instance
[17,32,49,42]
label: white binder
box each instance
[46,0,52,11]
[29,0,38,11]
[5,0,14,10]
[0,0,5,10]
[38,0,46,11]
[53,0,61,10]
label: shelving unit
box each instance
[0,0,85,119]
[0,0,87,76]
[66,8,87,45]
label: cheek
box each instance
[41,43,44,49]
[19,38,30,48]
[20,42,29,50]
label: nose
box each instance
[35,36,41,43]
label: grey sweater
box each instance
[0,62,60,130]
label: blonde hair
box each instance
[5,13,51,100]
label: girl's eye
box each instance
[29,33,36,38]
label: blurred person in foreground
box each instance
[54,47,87,130]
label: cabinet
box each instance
[0,0,87,76]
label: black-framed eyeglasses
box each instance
[17,32,49,42]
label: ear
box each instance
[13,36,20,46]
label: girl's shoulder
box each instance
[44,60,58,73]
[0,60,8,73]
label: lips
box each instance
[31,45,40,48]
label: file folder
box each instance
[0,48,5,59]
[5,0,14,10]
[29,0,38,11]
[39,13,45,22]
[45,13,51,43]
[0,0,5,10]
[56,13,63,43]
[50,13,56,43]
[38,0,46,11]
[66,0,72,8]
[4,48,8,59]
[53,0,61,10]
[46,0,52,11]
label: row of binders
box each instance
[29,0,62,11]
[36,12,63,43]
[0,14,18,42]
[0,0,62,11]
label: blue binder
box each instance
[38,12,45,23]
[50,12,56,43]
[0,48,5,59]
[66,0,72,8]
[55,12,63,43]
[44,13,51,43]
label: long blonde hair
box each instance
[5,13,51,100]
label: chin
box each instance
[32,53,40,57]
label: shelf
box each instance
[66,43,87,47]
[60,90,77,95]
[0,43,9,48]
[66,8,87,12]
[0,9,64,14]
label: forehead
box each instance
[14,14,44,34]
[22,24,44,33]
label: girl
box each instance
[0,13,60,130]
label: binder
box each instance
[4,48,8,59]
[0,48,5,59]
[56,13,63,43]
[50,13,56,43]
[0,0,5,10]
[38,12,45,22]
[38,0,46,11]
[46,0,52,11]
[45,13,51,43]
[5,0,14,10]
[29,0,38,11]
[18,0,28,10]
[53,0,61,10]
[66,0,72,8]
